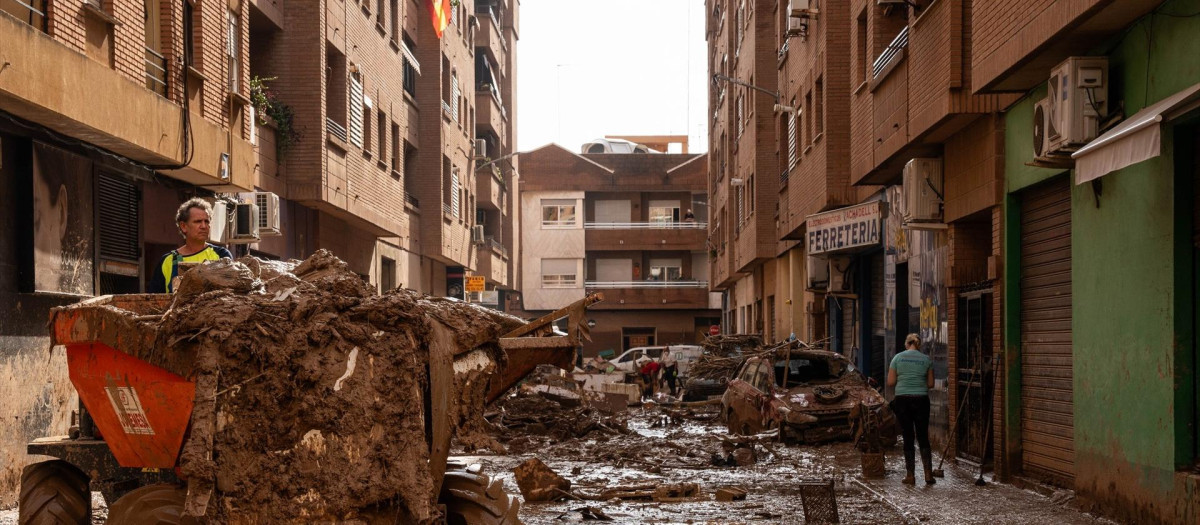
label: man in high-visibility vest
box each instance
[150,198,232,293]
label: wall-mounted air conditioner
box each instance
[471,224,485,244]
[828,256,851,293]
[210,200,237,244]
[902,158,943,223]
[239,192,282,236]
[227,202,261,244]
[1045,56,1108,156]
[807,256,829,290]
[474,139,488,160]
[789,0,818,18]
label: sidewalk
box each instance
[854,454,1115,525]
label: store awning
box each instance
[1073,82,1200,184]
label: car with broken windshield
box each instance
[721,347,896,444]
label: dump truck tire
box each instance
[439,464,521,525]
[105,484,186,525]
[19,460,90,525]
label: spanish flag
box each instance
[427,0,452,39]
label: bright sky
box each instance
[515,0,709,154]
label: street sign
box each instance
[709,325,720,336]
[465,276,485,293]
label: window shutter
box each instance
[98,173,140,262]
[450,73,461,122]
[787,111,798,168]
[227,10,239,93]
[349,73,364,147]
[450,169,460,218]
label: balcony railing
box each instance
[483,235,508,257]
[585,221,708,230]
[144,47,168,97]
[5,0,47,32]
[872,26,909,79]
[585,280,709,289]
[327,118,348,142]
[405,193,419,208]
[403,59,418,98]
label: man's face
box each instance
[179,207,211,244]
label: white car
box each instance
[612,345,703,376]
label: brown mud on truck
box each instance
[19,250,599,524]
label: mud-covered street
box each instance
[468,392,1117,524]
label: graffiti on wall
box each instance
[33,143,94,296]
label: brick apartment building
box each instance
[0,0,517,505]
[518,142,721,357]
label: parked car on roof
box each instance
[721,348,896,444]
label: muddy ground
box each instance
[467,392,1118,524]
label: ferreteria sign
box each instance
[805,201,884,255]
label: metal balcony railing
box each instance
[402,59,418,98]
[405,193,419,208]
[872,26,909,79]
[144,47,168,97]
[584,221,708,230]
[327,118,348,142]
[484,236,507,258]
[585,280,709,289]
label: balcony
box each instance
[476,87,506,137]
[476,165,506,211]
[2,0,47,32]
[584,221,707,251]
[584,281,711,310]
[476,237,509,286]
[476,10,507,66]
[144,47,168,97]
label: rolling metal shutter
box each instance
[1019,177,1074,485]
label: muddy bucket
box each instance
[860,452,885,478]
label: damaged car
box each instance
[721,348,896,444]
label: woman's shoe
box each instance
[902,473,916,485]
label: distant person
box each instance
[638,357,661,397]
[683,209,696,222]
[150,198,232,293]
[661,350,679,396]
[888,333,935,485]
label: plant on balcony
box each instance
[250,76,301,159]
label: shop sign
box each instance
[805,201,883,255]
[465,276,486,293]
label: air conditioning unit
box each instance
[210,199,238,244]
[789,0,818,18]
[807,256,829,291]
[902,158,943,223]
[473,139,488,160]
[238,192,282,236]
[227,202,261,244]
[471,224,485,244]
[787,17,808,37]
[828,256,851,293]
[1045,56,1108,156]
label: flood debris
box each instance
[514,458,571,502]
[557,506,614,521]
[715,487,749,502]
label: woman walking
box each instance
[888,333,935,485]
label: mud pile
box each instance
[146,250,522,522]
[489,391,630,447]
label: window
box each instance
[391,122,401,174]
[648,259,682,282]
[855,8,867,85]
[183,0,195,65]
[747,174,755,213]
[402,36,418,98]
[376,0,385,29]
[404,142,418,200]
[377,109,388,165]
[736,0,744,54]
[326,45,348,129]
[227,9,240,93]
[389,0,399,40]
[805,90,813,146]
[649,200,680,223]
[541,259,578,288]
[541,199,577,227]
[348,72,364,147]
[737,94,745,137]
[362,104,372,154]
[815,76,824,137]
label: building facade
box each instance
[0,0,517,505]
[518,143,721,357]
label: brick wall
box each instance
[945,114,1004,222]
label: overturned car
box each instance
[721,348,896,444]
